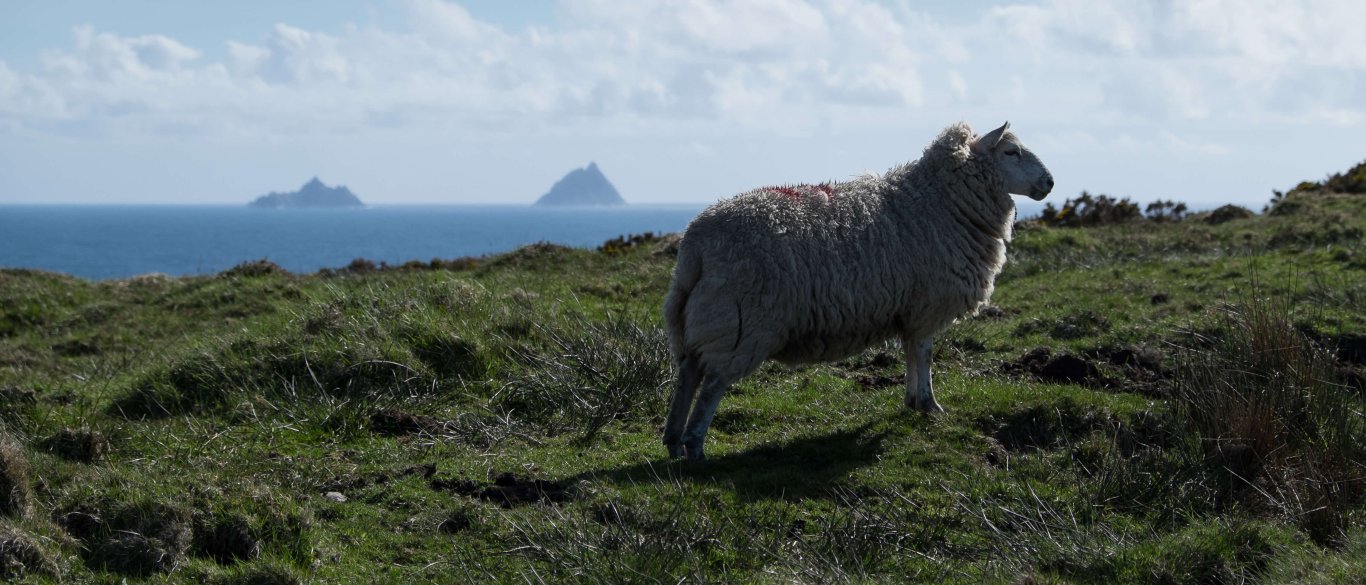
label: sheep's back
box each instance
[678,185,943,362]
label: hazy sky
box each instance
[1,0,1363,207]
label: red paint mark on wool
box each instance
[764,184,836,200]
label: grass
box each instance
[0,181,1363,582]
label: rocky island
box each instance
[250,177,364,208]
[534,162,625,206]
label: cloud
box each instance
[2,0,950,140]
[1,0,1361,167]
[984,0,1366,125]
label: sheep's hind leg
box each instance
[904,336,944,413]
[663,355,703,458]
[680,373,737,461]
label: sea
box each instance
[0,205,706,280]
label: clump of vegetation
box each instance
[41,427,110,463]
[1322,159,1366,194]
[1144,199,1189,222]
[1289,159,1366,195]
[221,259,291,278]
[1171,296,1365,546]
[56,497,193,576]
[1038,191,1143,227]
[0,435,29,518]
[192,512,261,564]
[598,232,664,255]
[1205,204,1255,225]
[0,529,59,581]
[496,312,670,442]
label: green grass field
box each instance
[2,168,1364,583]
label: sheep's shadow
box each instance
[568,419,899,501]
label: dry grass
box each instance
[0,435,29,518]
[1172,294,1366,546]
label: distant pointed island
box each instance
[534,162,625,206]
[249,177,364,208]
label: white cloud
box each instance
[1,0,1363,204]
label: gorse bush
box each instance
[1038,191,1143,227]
[1144,199,1189,222]
[1285,159,1366,196]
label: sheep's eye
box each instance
[1005,149,1021,157]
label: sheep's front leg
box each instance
[904,336,944,413]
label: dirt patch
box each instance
[41,427,110,463]
[1088,345,1173,397]
[369,409,444,436]
[437,510,473,534]
[193,514,260,564]
[1324,333,1366,366]
[430,472,569,508]
[1004,346,1170,396]
[837,350,897,371]
[853,373,901,390]
[1005,347,1103,386]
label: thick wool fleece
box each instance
[663,122,1014,380]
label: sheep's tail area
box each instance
[663,246,702,363]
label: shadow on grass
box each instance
[569,418,903,501]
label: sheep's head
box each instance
[972,122,1053,201]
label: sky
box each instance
[1,0,1363,207]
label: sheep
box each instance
[662,121,1053,460]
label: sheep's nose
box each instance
[1042,175,1054,192]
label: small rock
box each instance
[323,492,347,503]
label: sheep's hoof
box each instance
[907,398,946,414]
[665,441,686,459]
[683,440,706,461]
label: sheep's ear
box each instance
[972,122,1010,154]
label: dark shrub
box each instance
[1204,204,1254,225]
[1039,191,1142,227]
[221,259,290,278]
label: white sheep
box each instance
[662,122,1053,460]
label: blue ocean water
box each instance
[0,205,705,280]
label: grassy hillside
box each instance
[2,168,1365,583]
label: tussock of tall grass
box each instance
[0,434,29,519]
[493,312,670,443]
[1171,295,1365,546]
